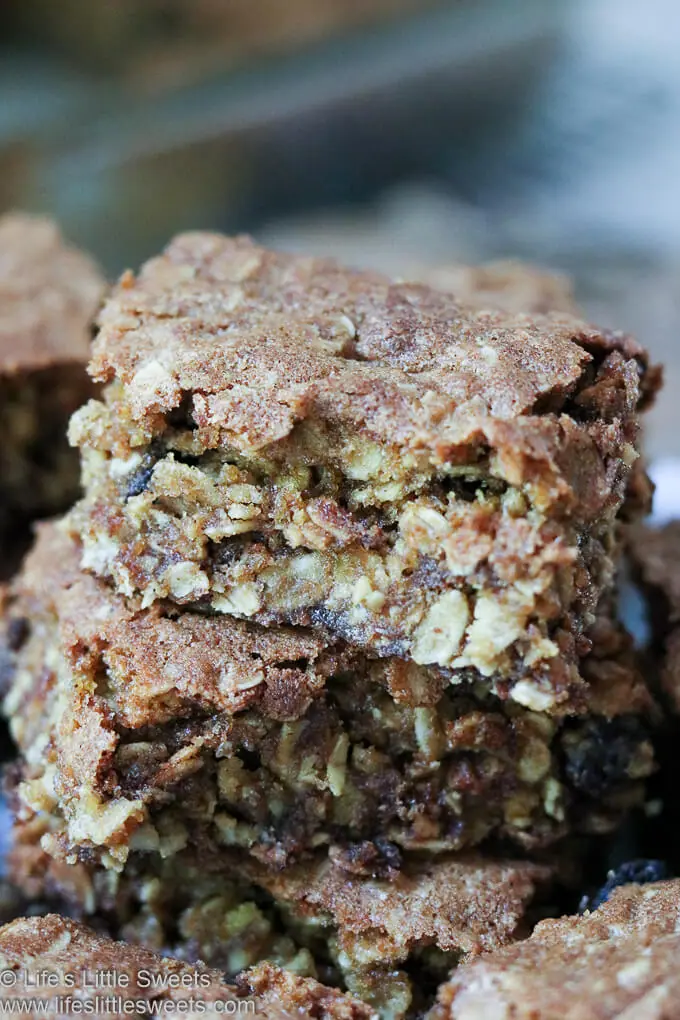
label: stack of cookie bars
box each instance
[0,229,663,1017]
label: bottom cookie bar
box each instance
[8,813,551,1019]
[429,878,680,1020]
[1,524,658,875]
[0,914,373,1019]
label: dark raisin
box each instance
[581,859,669,912]
[330,839,402,880]
[124,443,164,500]
[374,837,403,875]
[238,748,262,773]
[275,658,309,672]
[211,536,249,567]
[6,617,29,652]
[563,716,649,798]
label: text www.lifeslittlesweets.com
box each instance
[0,997,256,1014]
[0,967,257,1014]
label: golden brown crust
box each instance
[249,852,552,957]
[0,914,374,1018]
[89,233,650,470]
[429,880,680,1020]
[0,213,105,375]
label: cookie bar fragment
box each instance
[416,259,579,316]
[5,814,551,1019]
[0,914,374,1019]
[1,523,656,866]
[0,213,105,567]
[429,878,680,1020]
[68,232,658,710]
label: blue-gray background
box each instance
[1,0,678,457]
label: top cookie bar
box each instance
[69,234,658,702]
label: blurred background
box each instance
[1,0,678,459]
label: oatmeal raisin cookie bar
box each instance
[6,812,550,1019]
[68,234,658,711]
[1,524,656,867]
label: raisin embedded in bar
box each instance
[68,233,658,712]
[0,214,105,569]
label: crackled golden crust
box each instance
[0,214,105,546]
[6,809,551,1020]
[69,234,659,701]
[0,914,374,1019]
[429,880,680,1020]
[246,852,551,958]
[1,524,656,869]
[415,260,580,317]
[80,232,654,498]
